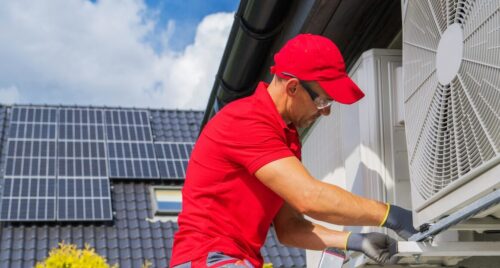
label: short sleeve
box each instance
[223,119,295,174]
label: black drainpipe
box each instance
[201,0,291,129]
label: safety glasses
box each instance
[281,72,333,110]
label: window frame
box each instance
[150,186,183,216]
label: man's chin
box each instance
[301,120,315,128]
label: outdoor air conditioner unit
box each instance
[402,0,500,227]
[302,49,408,267]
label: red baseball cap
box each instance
[270,34,365,104]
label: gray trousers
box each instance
[172,252,255,268]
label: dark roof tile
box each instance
[106,227,118,238]
[11,248,23,260]
[13,240,24,250]
[143,249,155,260]
[118,229,129,239]
[137,209,149,219]
[36,249,47,260]
[131,247,143,258]
[96,239,107,250]
[72,227,83,239]
[0,248,10,260]
[278,246,290,257]
[293,256,306,267]
[152,237,164,249]
[141,238,153,249]
[25,259,37,268]
[268,246,280,257]
[60,227,72,241]
[129,228,140,239]
[154,248,167,259]
[283,256,295,267]
[108,248,120,259]
[95,227,107,239]
[132,259,145,268]
[0,237,12,250]
[156,258,168,268]
[270,257,283,268]
[13,228,25,240]
[72,237,84,249]
[24,248,36,261]
[107,237,118,249]
[151,227,163,238]
[25,238,36,250]
[139,219,150,229]
[36,238,48,249]
[119,248,132,259]
[115,211,127,221]
[2,227,13,239]
[114,185,124,194]
[150,110,203,142]
[10,260,22,267]
[127,209,138,219]
[131,239,142,250]
[25,226,36,239]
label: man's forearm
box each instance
[276,214,350,250]
[256,157,389,227]
[304,181,388,226]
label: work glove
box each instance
[381,204,418,240]
[346,232,398,264]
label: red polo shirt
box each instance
[170,82,302,267]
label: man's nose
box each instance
[319,106,331,116]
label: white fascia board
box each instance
[396,241,500,257]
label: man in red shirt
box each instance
[171,34,416,267]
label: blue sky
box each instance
[145,0,238,51]
[0,0,239,110]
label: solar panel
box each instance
[8,106,57,139]
[107,142,158,178]
[1,107,58,221]
[10,106,57,123]
[155,142,193,179]
[57,108,112,221]
[105,110,152,141]
[105,110,159,179]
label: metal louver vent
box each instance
[403,0,500,201]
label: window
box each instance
[151,187,182,215]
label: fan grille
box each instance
[403,0,500,201]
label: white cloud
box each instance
[0,0,234,110]
[0,85,21,104]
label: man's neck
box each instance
[267,79,291,125]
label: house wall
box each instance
[302,49,411,267]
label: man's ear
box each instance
[285,78,299,96]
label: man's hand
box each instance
[382,204,418,240]
[346,232,397,264]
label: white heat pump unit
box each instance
[402,0,500,227]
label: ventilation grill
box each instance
[403,0,500,200]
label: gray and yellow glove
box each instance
[346,232,398,264]
[381,204,418,240]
